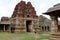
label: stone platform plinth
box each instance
[50,32,60,40]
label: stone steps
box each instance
[50,34,60,40]
[50,37,60,40]
[52,34,60,38]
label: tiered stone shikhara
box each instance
[0,1,40,32]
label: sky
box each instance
[0,0,60,19]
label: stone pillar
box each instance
[4,25,5,31]
[42,26,43,31]
[32,21,35,32]
[50,16,58,34]
[41,26,43,31]
[44,26,45,32]
[9,25,11,32]
[40,26,42,31]
[48,26,49,31]
[31,21,33,32]
[24,20,26,32]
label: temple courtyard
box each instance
[0,32,50,40]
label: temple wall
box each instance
[10,17,39,32]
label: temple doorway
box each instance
[11,27,15,33]
[26,20,32,32]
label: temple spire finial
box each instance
[21,0,23,1]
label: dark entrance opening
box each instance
[58,25,60,31]
[0,24,4,31]
[26,20,32,32]
[11,27,15,33]
[0,24,10,32]
[42,26,44,31]
[5,25,10,32]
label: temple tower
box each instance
[10,1,39,32]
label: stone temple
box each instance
[0,1,40,32]
[44,3,60,40]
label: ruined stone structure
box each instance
[44,3,60,40]
[0,17,10,32]
[38,15,50,32]
[0,1,40,32]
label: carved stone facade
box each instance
[0,1,40,32]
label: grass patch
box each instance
[0,32,50,40]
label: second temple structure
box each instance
[44,3,60,40]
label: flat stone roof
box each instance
[47,3,60,12]
[43,3,60,17]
